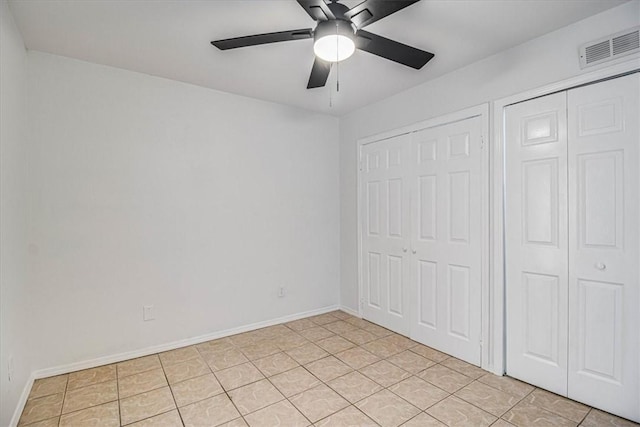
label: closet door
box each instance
[567,73,639,422]
[360,134,412,335]
[505,92,569,395]
[410,116,483,365]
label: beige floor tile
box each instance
[202,348,249,371]
[214,362,264,390]
[492,420,516,427]
[252,352,299,377]
[118,368,168,399]
[285,343,329,365]
[426,396,497,427]
[360,360,411,387]
[196,337,235,354]
[117,355,162,379]
[163,356,210,384]
[285,318,317,331]
[127,409,183,426]
[359,323,394,338]
[290,384,349,423]
[228,379,284,415]
[441,358,486,379]
[324,320,359,335]
[59,401,119,427]
[244,400,309,427]
[327,371,382,403]
[20,417,59,427]
[454,381,520,417]
[381,334,416,350]
[315,405,378,427]
[273,333,310,351]
[502,401,578,427]
[308,313,340,326]
[362,339,405,359]
[171,373,224,407]
[305,356,352,382]
[270,366,321,397]
[409,345,450,363]
[159,346,200,367]
[61,380,117,414]
[525,389,590,422]
[220,419,249,427]
[339,329,378,346]
[228,332,264,348]
[29,375,68,400]
[356,389,420,427]
[179,394,240,427]
[330,310,354,321]
[387,350,435,374]
[388,376,449,410]
[19,393,64,425]
[298,326,334,341]
[580,409,639,427]
[476,374,534,399]
[344,318,372,329]
[335,347,380,370]
[240,341,281,361]
[120,387,176,425]
[418,364,473,393]
[67,365,116,390]
[289,384,349,422]
[316,335,355,354]
[401,412,446,426]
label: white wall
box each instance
[24,51,339,373]
[0,1,32,425]
[339,1,640,311]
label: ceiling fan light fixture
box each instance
[313,20,355,62]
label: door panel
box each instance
[567,73,639,422]
[410,116,483,365]
[360,134,412,335]
[505,92,569,395]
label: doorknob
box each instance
[595,262,607,271]
[412,249,417,254]
[402,247,408,253]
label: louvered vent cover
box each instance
[579,26,640,69]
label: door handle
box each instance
[412,249,417,254]
[402,247,408,253]
[595,262,607,271]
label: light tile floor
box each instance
[18,310,639,426]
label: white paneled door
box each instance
[360,113,485,365]
[506,73,639,422]
[410,117,484,365]
[505,92,569,395]
[567,74,639,422]
[360,134,412,335]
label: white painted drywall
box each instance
[339,1,640,311]
[24,51,339,374]
[0,1,31,424]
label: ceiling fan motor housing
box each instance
[314,19,355,43]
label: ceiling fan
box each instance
[211,0,434,89]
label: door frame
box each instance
[356,103,490,368]
[491,58,640,376]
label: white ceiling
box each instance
[9,0,627,116]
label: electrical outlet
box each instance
[143,305,155,321]
[278,287,286,298]
[8,356,14,382]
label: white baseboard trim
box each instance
[9,304,338,426]
[339,305,360,318]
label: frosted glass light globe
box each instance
[313,34,355,62]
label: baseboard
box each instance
[339,305,361,318]
[9,304,338,426]
[9,372,35,427]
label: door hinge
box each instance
[359,158,363,171]
[480,135,485,150]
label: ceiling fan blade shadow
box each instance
[345,0,420,29]
[307,57,332,88]
[356,30,434,69]
[212,29,313,50]
[296,0,335,21]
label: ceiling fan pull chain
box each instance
[335,21,340,93]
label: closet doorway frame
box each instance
[491,58,640,377]
[356,103,491,369]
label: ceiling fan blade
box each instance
[296,0,335,21]
[307,57,332,89]
[356,30,434,69]
[212,29,313,50]
[345,0,420,29]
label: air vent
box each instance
[579,26,640,69]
